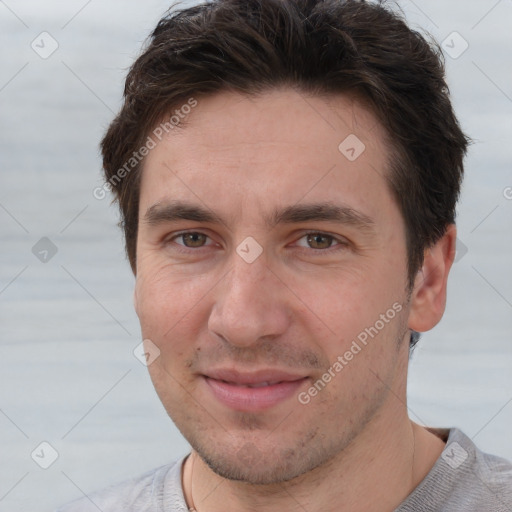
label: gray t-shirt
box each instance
[57,428,512,511]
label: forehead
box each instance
[139,88,396,225]
[160,88,387,155]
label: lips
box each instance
[204,368,307,385]
[201,368,309,411]
[231,381,282,388]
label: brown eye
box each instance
[179,232,208,247]
[306,233,335,249]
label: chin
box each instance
[190,433,329,485]
[201,452,306,484]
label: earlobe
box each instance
[408,224,457,333]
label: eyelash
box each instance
[166,231,348,254]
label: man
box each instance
[59,0,512,510]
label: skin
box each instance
[133,88,456,511]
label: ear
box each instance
[408,224,457,332]
[133,285,140,317]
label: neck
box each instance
[182,415,445,512]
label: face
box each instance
[134,88,414,484]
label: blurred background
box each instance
[0,0,511,510]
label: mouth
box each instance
[201,369,309,412]
[212,379,291,388]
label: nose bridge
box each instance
[208,251,289,346]
[230,253,273,306]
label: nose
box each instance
[208,254,291,348]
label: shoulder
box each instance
[467,431,512,509]
[56,456,188,512]
[398,428,512,512]
[447,428,512,504]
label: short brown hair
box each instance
[101,0,469,338]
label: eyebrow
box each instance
[269,203,375,232]
[144,201,224,226]
[143,200,375,233]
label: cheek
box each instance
[297,273,407,371]
[134,267,212,355]
[312,309,407,419]
[287,268,387,341]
